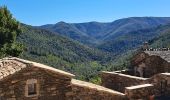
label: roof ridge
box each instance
[0,57,75,80]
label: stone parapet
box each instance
[101,71,149,93]
[68,79,127,100]
[125,84,154,99]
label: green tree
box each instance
[0,6,23,57]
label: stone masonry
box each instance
[101,49,170,100]
[0,57,126,100]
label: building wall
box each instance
[0,64,128,100]
[101,72,148,93]
[125,84,154,100]
[66,79,127,100]
[0,66,72,100]
[149,73,170,96]
[131,52,170,78]
[101,71,170,99]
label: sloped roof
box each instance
[144,50,170,62]
[0,57,74,80]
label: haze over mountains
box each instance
[17,17,170,81]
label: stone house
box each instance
[0,57,126,100]
[1,49,170,100]
[101,49,170,100]
[131,50,170,78]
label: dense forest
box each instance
[17,24,131,83]
[1,6,170,84]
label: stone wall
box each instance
[1,57,170,99]
[125,84,154,100]
[149,73,170,96]
[67,79,127,100]
[131,52,170,78]
[0,58,129,100]
[0,65,72,100]
[101,71,148,93]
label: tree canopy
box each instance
[0,6,23,57]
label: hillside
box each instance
[103,17,170,40]
[15,18,170,83]
[17,24,116,81]
[23,17,170,82]
[98,24,170,54]
[40,21,97,45]
[149,24,170,48]
[40,17,170,45]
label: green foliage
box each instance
[17,25,116,82]
[0,6,23,58]
[149,24,170,48]
[0,42,24,57]
[40,17,170,46]
[89,76,101,85]
[2,7,170,84]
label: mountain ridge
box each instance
[39,17,170,45]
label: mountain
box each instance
[98,24,170,54]
[40,21,97,45]
[17,24,115,81]
[16,17,170,82]
[103,17,170,40]
[149,24,170,48]
[39,17,170,45]
[72,22,108,39]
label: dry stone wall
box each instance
[101,71,148,93]
[149,73,170,96]
[131,52,170,78]
[0,58,129,100]
[67,79,127,100]
[125,84,154,100]
[0,65,72,100]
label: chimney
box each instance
[142,42,149,51]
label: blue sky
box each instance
[0,0,170,26]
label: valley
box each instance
[15,17,170,83]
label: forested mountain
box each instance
[40,17,170,45]
[102,17,170,40]
[40,21,97,45]
[2,7,170,83]
[2,6,170,85]
[18,21,170,83]
[149,24,170,48]
[98,24,170,54]
[17,24,118,82]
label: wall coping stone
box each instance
[102,71,149,80]
[125,84,153,90]
[71,79,126,96]
[161,73,170,76]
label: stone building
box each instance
[131,50,170,78]
[1,49,170,100]
[101,49,170,100]
[0,57,126,100]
